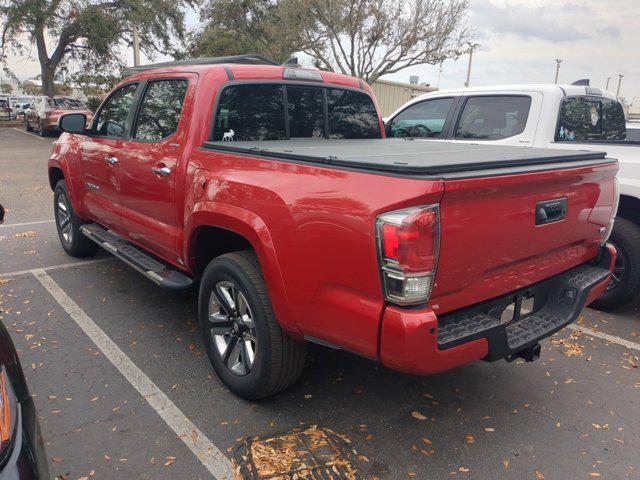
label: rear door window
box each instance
[134,79,188,141]
[94,83,139,139]
[557,96,626,141]
[326,88,380,139]
[213,84,286,141]
[389,98,454,138]
[455,96,531,140]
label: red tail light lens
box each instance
[376,205,440,305]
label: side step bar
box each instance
[80,223,193,290]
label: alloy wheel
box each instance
[207,281,257,376]
[56,193,73,247]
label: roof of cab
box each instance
[120,54,365,91]
[411,84,618,100]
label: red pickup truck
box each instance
[48,56,618,399]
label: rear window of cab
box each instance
[556,96,626,141]
[212,84,381,141]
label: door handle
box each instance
[152,166,171,177]
[105,156,119,165]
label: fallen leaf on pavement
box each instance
[411,411,427,421]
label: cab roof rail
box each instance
[120,54,279,78]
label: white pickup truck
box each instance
[386,84,640,310]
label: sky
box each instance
[3,0,639,101]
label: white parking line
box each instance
[11,127,49,140]
[32,269,234,480]
[567,324,640,352]
[0,219,55,228]
[0,258,113,278]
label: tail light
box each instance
[600,177,619,245]
[376,205,440,306]
[0,367,17,456]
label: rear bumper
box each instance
[380,243,616,375]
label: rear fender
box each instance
[185,204,298,335]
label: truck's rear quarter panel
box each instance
[188,149,445,358]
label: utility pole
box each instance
[554,59,563,84]
[605,76,611,90]
[464,43,480,88]
[132,26,141,67]
[436,62,443,88]
[616,74,624,97]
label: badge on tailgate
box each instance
[535,198,567,225]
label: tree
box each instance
[0,81,10,93]
[190,0,469,84]
[21,81,41,95]
[189,0,302,63]
[0,0,198,96]
[291,0,469,84]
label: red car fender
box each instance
[184,203,299,336]
[48,135,90,219]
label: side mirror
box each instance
[59,112,88,135]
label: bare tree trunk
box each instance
[41,62,56,97]
[34,26,56,97]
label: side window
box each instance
[389,98,453,138]
[326,89,381,139]
[212,84,285,141]
[557,96,626,141]
[287,86,324,138]
[134,80,188,141]
[455,96,531,140]
[94,83,139,139]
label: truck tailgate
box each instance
[430,161,618,315]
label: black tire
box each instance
[198,251,306,399]
[591,217,640,311]
[53,180,98,257]
[25,119,32,132]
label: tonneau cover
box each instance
[203,138,608,175]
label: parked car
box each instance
[0,99,9,120]
[24,96,93,136]
[627,123,640,141]
[10,97,37,122]
[0,204,49,479]
[386,84,639,310]
[49,57,617,399]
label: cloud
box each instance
[561,3,592,14]
[597,26,620,37]
[470,0,590,42]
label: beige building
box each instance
[628,97,640,122]
[371,78,438,117]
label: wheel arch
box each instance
[48,166,65,190]
[617,194,640,226]
[185,206,298,334]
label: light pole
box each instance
[616,74,624,97]
[554,59,563,84]
[132,26,141,67]
[605,76,611,90]
[464,43,480,88]
[436,62,443,88]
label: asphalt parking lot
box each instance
[1,126,639,480]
